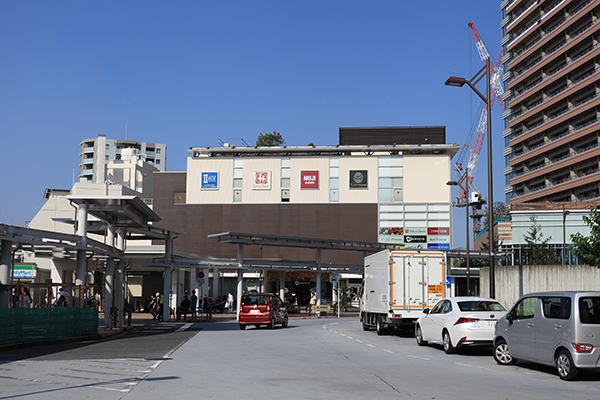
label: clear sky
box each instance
[0,1,504,248]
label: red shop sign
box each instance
[301,171,319,189]
[428,227,449,235]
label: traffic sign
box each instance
[330,273,340,283]
[198,271,205,279]
[197,278,205,285]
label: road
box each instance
[0,318,599,399]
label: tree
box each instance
[569,206,600,267]
[482,201,510,228]
[522,215,559,265]
[256,131,285,147]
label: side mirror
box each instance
[423,309,430,315]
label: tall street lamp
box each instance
[445,57,495,298]
[563,205,570,265]
[447,166,471,295]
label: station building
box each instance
[151,127,459,302]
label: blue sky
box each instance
[0,1,504,248]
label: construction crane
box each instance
[452,22,504,236]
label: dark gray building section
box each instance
[339,126,446,146]
[152,172,378,265]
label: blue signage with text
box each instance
[427,243,450,250]
[201,172,219,189]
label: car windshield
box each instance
[241,295,269,306]
[579,296,600,324]
[457,300,506,312]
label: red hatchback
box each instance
[239,293,288,330]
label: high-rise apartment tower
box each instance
[502,0,600,204]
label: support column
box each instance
[279,270,285,302]
[163,233,173,322]
[213,268,220,298]
[115,228,125,327]
[0,227,13,308]
[75,203,88,286]
[104,224,116,328]
[236,244,244,321]
[316,249,322,305]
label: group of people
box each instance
[12,286,102,309]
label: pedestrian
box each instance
[190,290,198,320]
[56,287,71,307]
[18,287,32,308]
[149,294,159,320]
[83,289,93,308]
[94,292,102,311]
[309,290,317,316]
[176,295,191,321]
[227,291,234,313]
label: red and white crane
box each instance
[459,22,504,194]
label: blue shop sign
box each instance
[427,243,450,250]
[201,172,219,189]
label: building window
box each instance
[281,157,291,202]
[233,158,243,203]
[329,157,339,202]
[156,148,161,154]
[378,156,403,203]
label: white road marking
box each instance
[407,355,429,360]
[382,349,394,354]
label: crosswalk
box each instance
[0,358,162,393]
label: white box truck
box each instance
[360,249,447,335]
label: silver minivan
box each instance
[493,291,600,380]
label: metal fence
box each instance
[0,308,98,346]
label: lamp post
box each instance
[563,205,570,265]
[446,57,495,298]
[447,167,471,295]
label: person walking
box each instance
[190,290,198,320]
[226,292,234,313]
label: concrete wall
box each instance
[480,264,600,309]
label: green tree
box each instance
[482,201,510,228]
[256,131,285,147]
[522,215,559,265]
[569,206,600,267]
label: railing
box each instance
[511,166,600,199]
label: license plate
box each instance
[485,321,496,328]
[250,310,260,314]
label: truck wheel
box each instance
[415,324,427,346]
[376,316,386,336]
[362,319,370,331]
[556,350,578,381]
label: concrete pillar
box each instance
[75,203,88,286]
[163,233,173,322]
[104,224,116,328]
[203,268,209,298]
[236,244,244,321]
[213,268,220,298]
[191,267,198,313]
[163,266,171,321]
[0,227,13,308]
[316,248,322,304]
[279,270,285,301]
[115,228,125,326]
[261,269,267,292]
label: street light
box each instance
[563,205,570,265]
[447,167,471,295]
[446,57,495,298]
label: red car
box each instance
[239,293,288,330]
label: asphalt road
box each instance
[0,318,599,399]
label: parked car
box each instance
[416,296,507,354]
[239,293,288,330]
[493,291,600,380]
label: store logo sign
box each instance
[350,170,368,188]
[253,171,271,190]
[201,172,218,189]
[301,171,319,189]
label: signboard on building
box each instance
[427,243,450,250]
[201,172,219,189]
[349,170,368,188]
[404,227,426,235]
[427,235,450,243]
[13,265,36,279]
[379,227,403,236]
[404,235,427,243]
[301,171,319,189]
[253,171,271,190]
[428,227,450,235]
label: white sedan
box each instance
[415,297,507,354]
